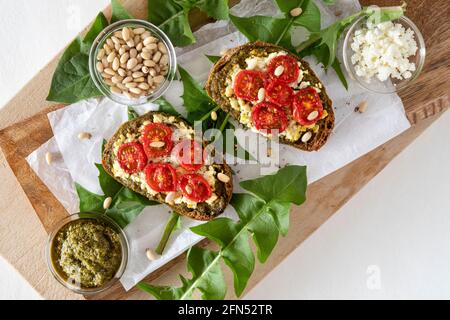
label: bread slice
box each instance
[102,111,233,221]
[205,41,334,152]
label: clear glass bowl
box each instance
[89,19,177,105]
[46,212,129,295]
[342,15,426,94]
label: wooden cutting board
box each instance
[0,0,449,300]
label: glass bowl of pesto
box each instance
[46,212,129,295]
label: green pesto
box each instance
[51,219,122,289]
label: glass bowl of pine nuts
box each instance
[89,19,177,105]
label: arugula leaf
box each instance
[229,15,294,51]
[127,106,139,120]
[178,65,216,122]
[75,183,105,213]
[106,187,158,228]
[205,55,221,64]
[138,165,308,299]
[138,246,226,300]
[47,12,109,103]
[95,163,122,197]
[155,212,181,255]
[148,0,229,47]
[154,97,181,117]
[275,0,321,32]
[111,0,134,23]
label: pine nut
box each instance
[111,75,123,84]
[134,35,140,45]
[122,27,131,41]
[165,192,177,204]
[218,173,230,183]
[138,83,150,90]
[143,37,158,46]
[97,48,105,60]
[150,141,166,148]
[307,110,319,121]
[127,58,138,70]
[78,132,92,140]
[144,43,157,52]
[134,77,145,83]
[142,66,150,74]
[45,152,53,165]
[111,36,121,45]
[132,71,144,78]
[112,57,120,71]
[96,62,104,73]
[104,68,116,76]
[133,27,146,35]
[129,87,142,95]
[153,75,165,84]
[141,31,151,39]
[101,57,109,67]
[118,68,126,77]
[126,39,135,48]
[225,86,234,97]
[141,51,151,60]
[111,86,121,94]
[104,44,112,54]
[107,52,116,63]
[152,51,162,63]
[122,76,133,84]
[274,65,284,77]
[185,185,193,194]
[146,248,158,261]
[120,52,130,64]
[132,64,143,72]
[106,38,114,48]
[301,131,313,143]
[149,68,157,77]
[102,73,112,79]
[258,88,265,102]
[125,82,137,88]
[356,100,368,113]
[130,48,138,58]
[147,76,154,86]
[211,111,218,121]
[103,197,112,210]
[158,42,168,53]
[114,31,123,39]
[230,99,239,110]
[159,54,169,66]
[136,42,143,51]
[290,7,303,17]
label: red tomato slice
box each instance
[265,79,294,107]
[293,87,324,126]
[178,174,212,202]
[251,102,288,134]
[141,123,173,158]
[145,163,177,192]
[173,140,204,171]
[267,55,300,84]
[233,70,266,101]
[117,142,148,174]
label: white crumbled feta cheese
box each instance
[350,21,418,82]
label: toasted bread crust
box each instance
[102,111,233,221]
[205,41,334,152]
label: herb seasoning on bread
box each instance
[206,41,334,151]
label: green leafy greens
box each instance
[138,165,307,299]
[148,0,229,47]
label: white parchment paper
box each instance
[26,0,410,290]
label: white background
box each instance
[1,0,449,300]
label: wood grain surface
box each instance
[0,0,449,300]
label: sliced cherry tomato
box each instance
[233,70,266,101]
[117,142,148,174]
[141,123,173,158]
[251,102,288,134]
[145,163,177,192]
[173,140,204,171]
[178,174,212,202]
[267,55,300,84]
[293,87,324,126]
[265,79,294,107]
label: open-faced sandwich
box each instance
[102,112,233,221]
[206,41,334,152]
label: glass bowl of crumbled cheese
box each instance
[342,15,426,94]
